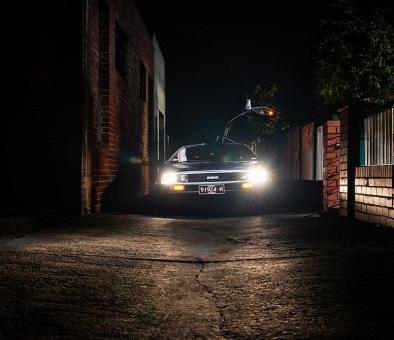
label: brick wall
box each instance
[354,166,393,227]
[301,123,314,180]
[339,107,349,216]
[1,0,154,214]
[323,121,340,210]
[82,0,153,213]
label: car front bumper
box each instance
[156,181,269,195]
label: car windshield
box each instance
[176,144,257,162]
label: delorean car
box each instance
[157,142,270,196]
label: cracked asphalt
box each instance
[1,211,394,339]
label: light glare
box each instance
[247,167,269,184]
[161,172,177,185]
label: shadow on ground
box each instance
[133,195,287,218]
[103,175,323,217]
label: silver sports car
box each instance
[157,142,271,195]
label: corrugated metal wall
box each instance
[364,107,393,166]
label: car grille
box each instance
[186,172,244,183]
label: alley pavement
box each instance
[0,210,394,339]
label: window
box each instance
[139,62,147,101]
[363,108,393,165]
[173,144,257,163]
[115,22,127,78]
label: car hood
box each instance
[164,161,257,172]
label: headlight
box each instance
[161,172,177,185]
[247,167,269,183]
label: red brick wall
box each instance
[354,166,393,227]
[82,0,153,213]
[339,107,349,216]
[301,123,314,180]
[323,121,340,210]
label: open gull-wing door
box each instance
[222,99,276,147]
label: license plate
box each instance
[198,184,225,195]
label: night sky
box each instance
[135,1,328,152]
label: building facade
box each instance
[151,35,166,176]
[82,0,155,213]
[1,0,164,215]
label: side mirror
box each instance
[171,157,178,163]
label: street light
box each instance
[221,99,276,142]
